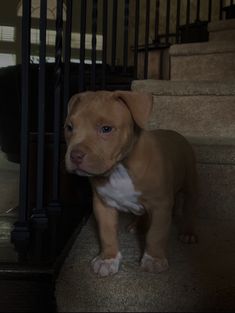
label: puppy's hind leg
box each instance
[126,216,139,234]
[178,157,198,244]
[126,213,149,234]
[178,191,198,244]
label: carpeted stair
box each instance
[55,214,235,312]
[170,19,235,81]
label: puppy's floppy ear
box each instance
[113,91,153,129]
[67,93,80,115]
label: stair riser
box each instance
[197,163,235,220]
[209,30,235,41]
[148,95,235,138]
[208,19,235,42]
[193,143,235,165]
[171,53,235,80]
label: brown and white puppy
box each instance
[64,91,197,277]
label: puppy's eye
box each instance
[100,126,113,134]
[65,123,73,132]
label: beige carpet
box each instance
[56,213,235,312]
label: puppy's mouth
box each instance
[74,166,116,177]
[66,160,116,178]
[74,168,96,177]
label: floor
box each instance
[0,151,19,263]
[56,213,235,312]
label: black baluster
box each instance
[63,0,73,119]
[185,0,190,43]
[11,0,31,262]
[144,0,150,79]
[220,0,223,20]
[165,0,170,44]
[31,0,48,262]
[208,0,212,22]
[52,0,63,203]
[91,0,98,90]
[36,0,47,212]
[123,0,129,73]
[186,0,190,26]
[154,0,160,44]
[176,0,181,43]
[196,0,201,21]
[79,0,87,92]
[102,0,108,89]
[47,0,64,260]
[133,0,140,79]
[111,0,117,69]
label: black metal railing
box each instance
[10,0,233,264]
[11,0,31,262]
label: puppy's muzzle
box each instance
[70,148,86,166]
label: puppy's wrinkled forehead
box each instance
[68,91,132,125]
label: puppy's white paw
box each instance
[140,252,169,273]
[91,252,122,277]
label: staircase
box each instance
[55,19,235,312]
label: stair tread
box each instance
[132,80,235,96]
[188,136,235,146]
[56,215,235,312]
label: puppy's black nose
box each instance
[70,149,86,165]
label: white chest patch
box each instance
[96,164,145,215]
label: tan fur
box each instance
[64,90,198,276]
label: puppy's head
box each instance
[64,90,152,177]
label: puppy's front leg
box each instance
[141,198,173,273]
[91,192,122,277]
